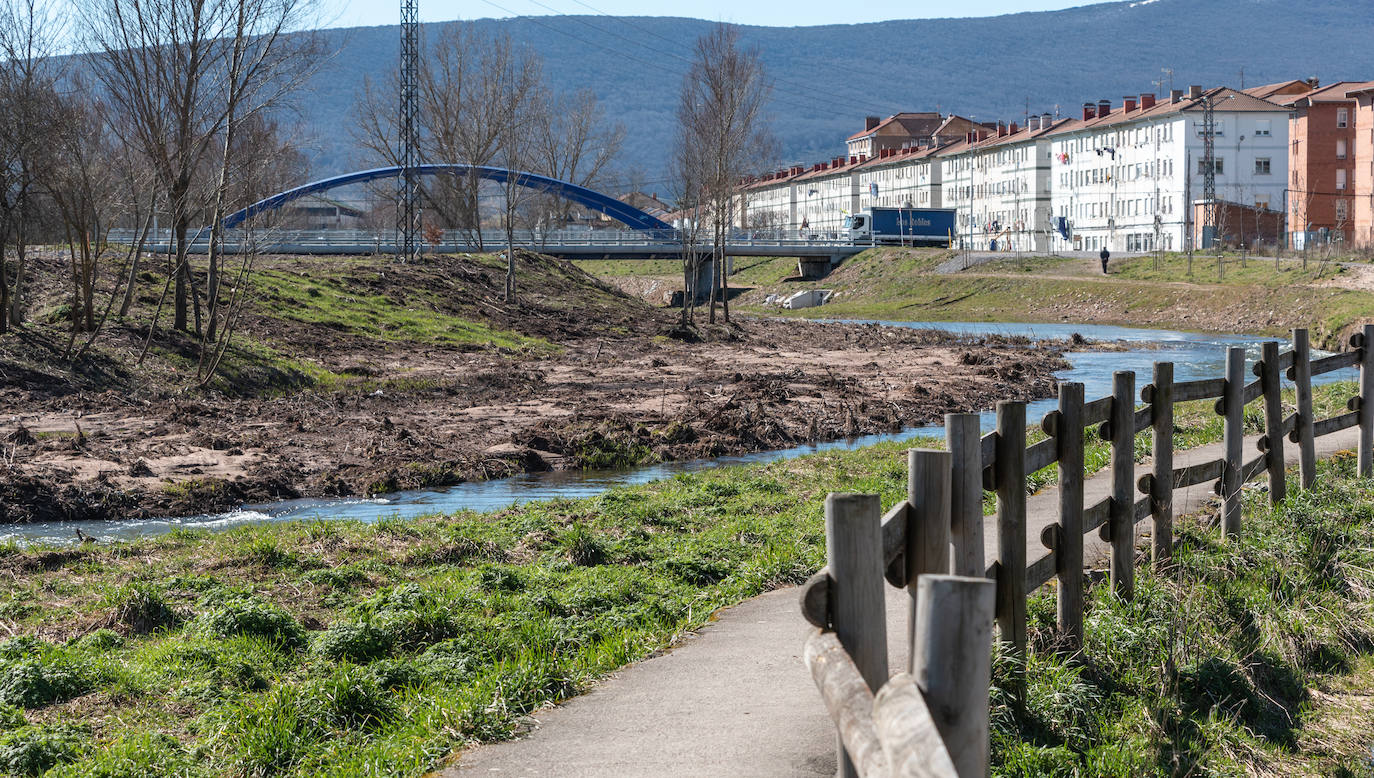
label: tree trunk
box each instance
[0,251,9,335]
[173,216,189,332]
[9,239,27,326]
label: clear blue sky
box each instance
[327,0,1092,29]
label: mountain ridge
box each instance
[289,0,1371,191]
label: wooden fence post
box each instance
[907,449,951,667]
[1291,328,1317,489]
[994,401,1027,658]
[825,492,888,778]
[911,574,996,778]
[1259,340,1287,504]
[1361,323,1374,478]
[1052,382,1084,650]
[1222,346,1246,537]
[1150,362,1174,568]
[946,413,985,578]
[1109,370,1135,600]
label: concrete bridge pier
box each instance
[796,254,846,280]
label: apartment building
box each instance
[845,113,981,160]
[939,115,1059,252]
[1345,82,1374,247]
[1249,79,1358,245]
[855,145,943,212]
[1046,87,1290,253]
[739,85,1293,252]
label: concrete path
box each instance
[445,427,1360,777]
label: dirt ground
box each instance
[0,250,1077,523]
[1,320,1069,524]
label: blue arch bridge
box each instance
[120,165,870,282]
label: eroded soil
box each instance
[1,319,1069,523]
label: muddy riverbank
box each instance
[2,317,1069,523]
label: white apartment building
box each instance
[855,147,942,212]
[1047,88,1290,253]
[938,115,1058,252]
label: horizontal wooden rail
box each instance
[881,501,910,587]
[806,629,889,778]
[1083,396,1113,426]
[1277,350,1295,371]
[1306,349,1360,377]
[1242,378,1263,405]
[1310,410,1360,439]
[1134,406,1152,434]
[1025,437,1057,474]
[1171,377,1226,403]
[1026,551,1055,591]
[980,432,997,470]
[1083,497,1110,534]
[873,674,960,778]
[1241,452,1268,483]
[1172,458,1224,489]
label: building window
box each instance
[1197,158,1224,175]
[1337,199,1349,221]
[1255,119,1271,137]
[1255,196,1270,210]
[1338,108,1349,128]
[1338,169,1348,189]
[1255,158,1271,175]
[1338,138,1348,159]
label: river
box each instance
[8,321,1355,546]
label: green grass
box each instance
[2,378,1370,776]
[709,248,1374,349]
[0,438,916,776]
[993,453,1374,776]
[252,270,551,352]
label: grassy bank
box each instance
[0,380,1366,776]
[993,453,1374,776]
[574,248,1374,349]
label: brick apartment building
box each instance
[1248,79,1360,247]
[1344,82,1374,249]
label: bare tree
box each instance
[531,89,625,229]
[0,0,62,333]
[675,24,771,324]
[80,0,324,334]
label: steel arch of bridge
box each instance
[223,164,673,231]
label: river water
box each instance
[9,321,1356,546]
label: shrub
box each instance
[0,704,24,731]
[312,622,393,663]
[0,724,88,776]
[104,583,181,634]
[195,596,306,650]
[305,666,397,731]
[559,523,608,566]
[77,630,125,652]
[0,658,92,709]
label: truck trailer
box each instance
[843,207,956,246]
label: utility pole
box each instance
[1201,93,1218,249]
[396,0,421,263]
[1161,67,1174,96]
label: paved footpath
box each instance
[445,427,1359,777]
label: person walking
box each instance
[1099,245,1110,274]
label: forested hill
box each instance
[297,0,1370,186]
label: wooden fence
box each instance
[799,325,1374,778]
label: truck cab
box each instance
[843,213,871,243]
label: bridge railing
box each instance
[107,227,864,252]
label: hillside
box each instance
[295,0,1374,182]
